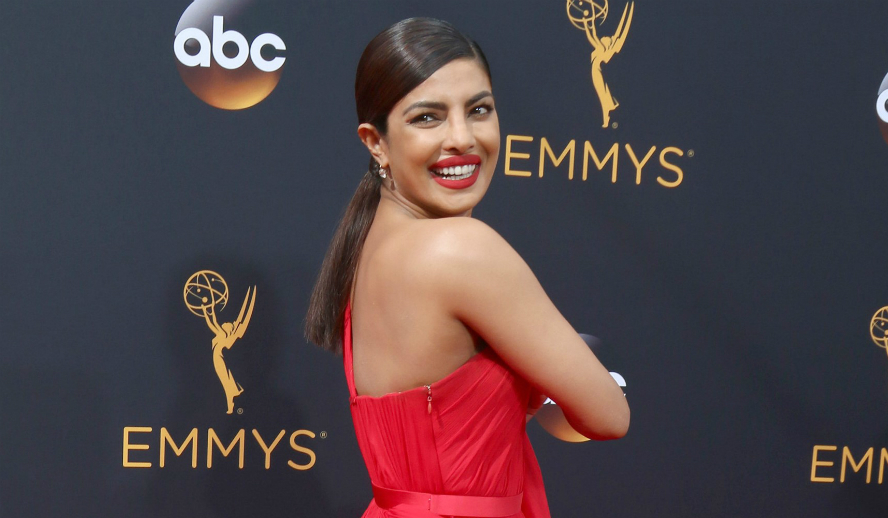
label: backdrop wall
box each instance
[3,1,888,517]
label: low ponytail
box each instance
[305,166,381,353]
[305,17,491,354]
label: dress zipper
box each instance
[424,384,432,414]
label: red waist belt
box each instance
[372,484,523,517]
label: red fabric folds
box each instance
[344,305,551,518]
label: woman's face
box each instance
[372,58,500,218]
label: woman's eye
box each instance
[410,113,439,125]
[470,104,493,117]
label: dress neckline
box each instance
[344,303,490,401]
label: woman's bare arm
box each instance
[428,217,629,440]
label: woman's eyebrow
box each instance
[466,91,493,106]
[402,100,446,115]
[401,91,493,115]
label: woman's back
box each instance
[351,215,483,398]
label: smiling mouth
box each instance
[431,164,477,181]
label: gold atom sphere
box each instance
[567,0,609,29]
[184,270,229,317]
[870,306,888,352]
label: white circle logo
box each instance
[878,71,888,145]
[173,0,286,110]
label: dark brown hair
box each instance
[305,18,491,353]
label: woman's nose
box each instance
[444,117,474,152]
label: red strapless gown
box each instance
[344,306,551,518]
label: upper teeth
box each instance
[435,165,476,176]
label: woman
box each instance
[306,18,629,518]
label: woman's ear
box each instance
[357,123,388,168]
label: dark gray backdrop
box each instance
[2,1,888,517]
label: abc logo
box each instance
[174,0,286,110]
[878,72,888,145]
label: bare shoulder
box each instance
[374,218,535,305]
[407,217,518,265]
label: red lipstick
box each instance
[429,154,482,190]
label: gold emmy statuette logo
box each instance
[871,306,888,357]
[184,270,256,414]
[566,0,635,128]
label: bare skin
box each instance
[352,59,629,440]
